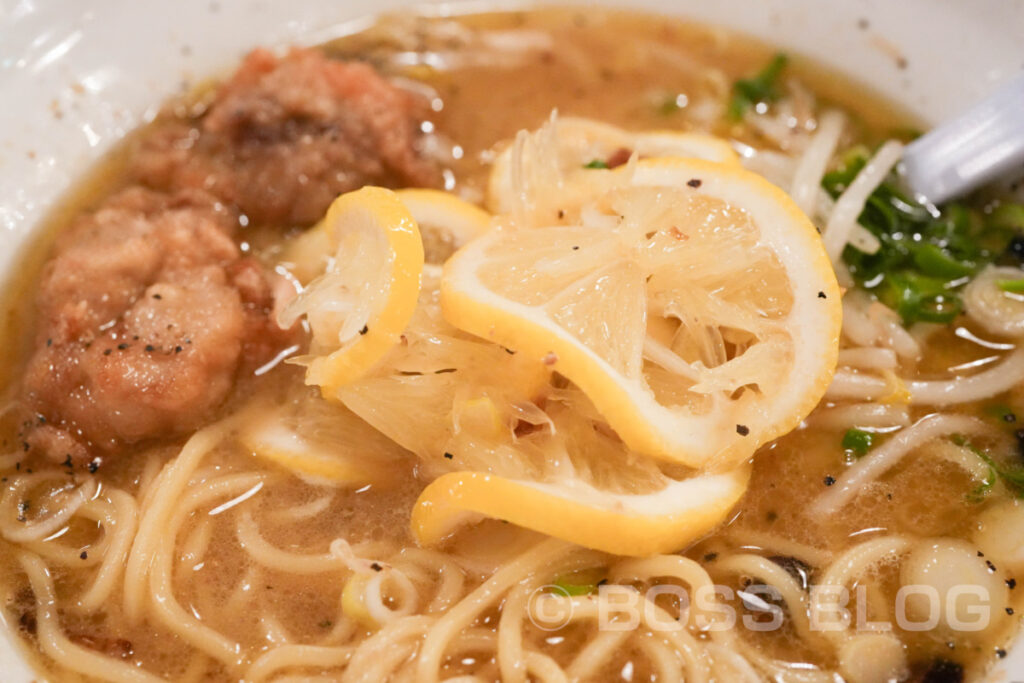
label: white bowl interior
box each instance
[1,0,1022,679]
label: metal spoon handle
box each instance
[903,74,1024,205]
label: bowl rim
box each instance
[0,1,1022,680]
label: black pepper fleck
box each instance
[370,562,383,572]
[145,345,155,352]
[817,291,827,299]
[986,559,997,572]
[736,424,749,436]
[997,648,1007,658]
[1007,607,1015,615]
[359,325,369,335]
[1008,578,1017,590]
[687,178,702,188]
[80,550,88,560]
[703,552,718,562]
[824,475,836,486]
[117,343,129,350]
[103,349,112,356]
[443,452,454,460]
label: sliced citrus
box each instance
[333,269,551,470]
[487,114,740,216]
[281,188,490,283]
[278,186,424,393]
[237,394,409,488]
[412,465,750,557]
[332,260,750,555]
[395,189,492,264]
[443,157,841,469]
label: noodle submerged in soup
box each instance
[2,8,1024,683]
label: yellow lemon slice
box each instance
[279,187,424,393]
[412,465,751,557]
[282,188,490,283]
[487,114,739,216]
[237,396,408,488]
[443,157,841,469]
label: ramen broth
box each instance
[0,8,1021,683]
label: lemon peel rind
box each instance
[411,466,751,557]
[305,187,425,393]
[394,188,492,249]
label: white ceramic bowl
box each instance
[1,1,1023,680]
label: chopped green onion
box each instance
[966,465,997,503]
[727,53,788,121]
[583,159,609,169]
[827,146,1016,326]
[989,203,1024,232]
[998,278,1024,293]
[658,95,685,116]
[909,243,976,279]
[985,403,1017,422]
[952,436,1024,499]
[841,428,874,457]
[550,581,598,596]
[550,568,605,596]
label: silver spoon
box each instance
[902,74,1024,205]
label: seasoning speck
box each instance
[817,291,827,299]
[370,562,383,572]
[687,178,702,188]
[824,475,836,486]
[443,452,454,460]
[1007,578,1017,590]
[736,424,749,436]
[144,345,155,352]
[80,550,88,560]
[117,343,129,350]
[359,325,369,335]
